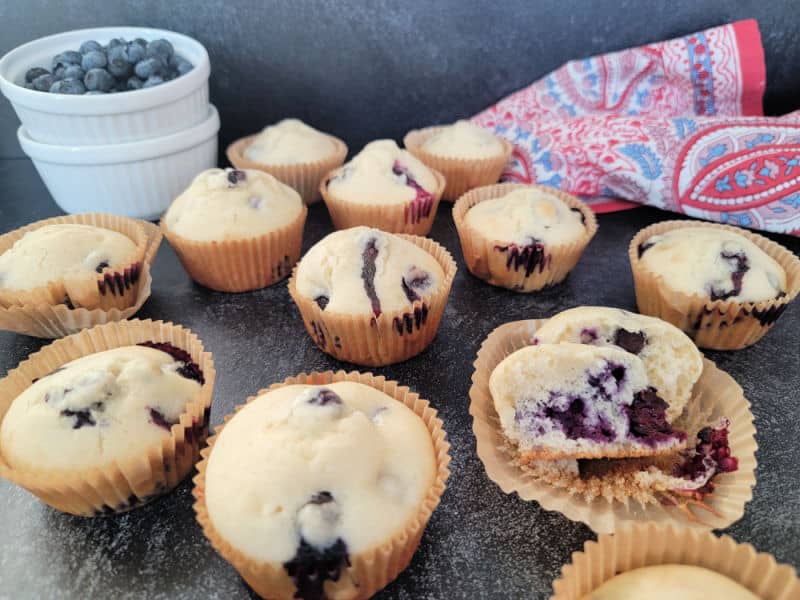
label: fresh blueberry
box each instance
[175,58,193,75]
[52,51,82,70]
[52,66,66,80]
[142,75,164,88]
[125,41,146,64]
[24,67,49,83]
[127,76,144,90]
[107,56,132,78]
[105,37,126,50]
[63,65,85,80]
[31,73,55,92]
[84,68,115,92]
[134,57,162,79]
[146,39,174,62]
[50,78,86,94]
[79,40,103,54]
[81,50,107,71]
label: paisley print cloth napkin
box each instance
[472,19,800,236]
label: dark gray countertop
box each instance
[0,157,798,599]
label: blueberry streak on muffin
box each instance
[392,161,434,225]
[494,239,550,277]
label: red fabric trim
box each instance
[733,19,766,116]
[589,199,641,213]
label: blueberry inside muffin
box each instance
[0,344,203,473]
[490,343,686,461]
[535,307,703,421]
[637,227,786,303]
[203,382,437,600]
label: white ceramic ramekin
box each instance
[18,105,220,220]
[0,27,210,145]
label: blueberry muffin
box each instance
[161,167,307,292]
[0,319,215,516]
[630,221,800,349]
[490,343,686,461]
[193,375,449,600]
[552,524,798,599]
[320,140,446,235]
[289,226,456,366]
[535,307,703,421]
[453,183,597,292]
[227,119,348,204]
[582,565,758,600]
[404,120,513,200]
[0,217,149,311]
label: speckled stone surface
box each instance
[0,159,798,599]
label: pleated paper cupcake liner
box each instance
[629,220,800,350]
[0,319,215,516]
[162,204,308,293]
[453,184,598,292]
[226,134,349,205]
[0,262,153,338]
[0,213,156,311]
[192,370,451,600]
[288,234,457,366]
[469,318,757,534]
[403,126,513,201]
[319,169,446,236]
[551,523,800,599]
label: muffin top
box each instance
[243,119,337,165]
[465,187,586,246]
[0,224,137,291]
[327,140,438,205]
[294,226,444,315]
[490,343,685,459]
[535,307,703,422]
[420,120,505,159]
[581,564,758,600]
[203,382,437,564]
[163,168,303,242]
[0,344,204,472]
[637,227,786,303]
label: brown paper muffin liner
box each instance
[226,134,349,205]
[403,126,513,201]
[0,319,215,516]
[0,213,156,311]
[192,370,450,600]
[551,523,800,599]
[469,318,757,534]
[629,220,800,350]
[0,263,152,338]
[288,234,457,366]
[161,203,308,293]
[453,184,598,292]
[319,168,446,236]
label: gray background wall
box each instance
[1,0,799,160]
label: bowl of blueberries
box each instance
[0,26,211,144]
[0,27,218,219]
